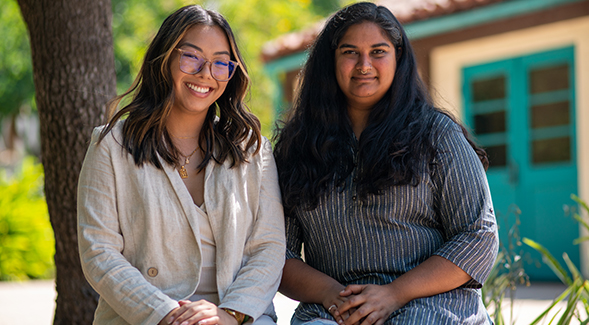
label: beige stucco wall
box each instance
[430,15,589,276]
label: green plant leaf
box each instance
[572,194,589,214]
[557,279,583,325]
[573,236,589,245]
[563,253,581,280]
[529,286,572,325]
[523,238,572,285]
[563,255,589,307]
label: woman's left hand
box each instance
[169,300,239,325]
[335,284,409,325]
[335,256,473,325]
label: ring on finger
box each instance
[328,304,337,313]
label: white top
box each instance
[189,203,220,305]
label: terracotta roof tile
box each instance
[381,0,504,23]
[261,21,324,64]
[261,0,504,62]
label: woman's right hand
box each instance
[321,283,351,324]
[335,283,407,325]
[159,300,239,325]
[159,307,179,325]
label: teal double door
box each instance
[463,47,578,281]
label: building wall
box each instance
[430,15,589,275]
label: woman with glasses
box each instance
[274,2,498,325]
[77,5,285,325]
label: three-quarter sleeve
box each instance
[217,138,286,321]
[430,118,499,287]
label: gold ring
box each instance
[328,304,337,313]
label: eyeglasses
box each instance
[175,48,239,81]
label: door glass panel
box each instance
[485,144,507,168]
[470,75,507,169]
[473,76,505,101]
[532,137,570,164]
[530,64,569,93]
[474,111,506,134]
[531,101,569,128]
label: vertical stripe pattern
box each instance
[285,113,498,325]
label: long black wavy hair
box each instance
[273,2,488,216]
[99,5,260,170]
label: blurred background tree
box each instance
[215,0,328,133]
[0,0,36,159]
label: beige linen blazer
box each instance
[77,122,285,325]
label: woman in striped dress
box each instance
[273,2,498,325]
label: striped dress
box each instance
[285,113,499,325]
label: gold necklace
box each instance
[178,146,199,179]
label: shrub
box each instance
[0,157,54,280]
[523,194,589,325]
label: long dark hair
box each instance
[274,2,487,215]
[99,5,260,170]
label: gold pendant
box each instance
[179,166,188,179]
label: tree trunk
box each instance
[16,0,116,323]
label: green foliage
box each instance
[111,0,190,93]
[217,0,325,136]
[311,0,341,16]
[522,194,589,324]
[484,197,589,324]
[482,207,529,325]
[0,157,54,280]
[0,0,36,122]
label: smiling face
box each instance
[335,21,396,112]
[170,24,231,118]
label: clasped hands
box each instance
[324,283,408,325]
[159,299,239,325]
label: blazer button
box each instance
[147,267,158,277]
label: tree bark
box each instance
[16,0,116,323]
